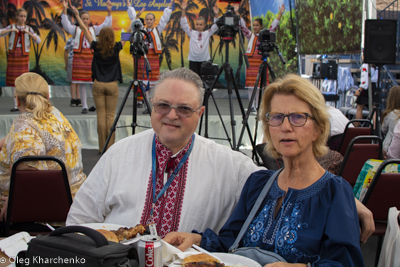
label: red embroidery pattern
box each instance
[140,137,191,238]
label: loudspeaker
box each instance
[321,61,338,80]
[364,19,397,65]
[312,62,321,78]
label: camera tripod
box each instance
[236,55,275,159]
[101,32,152,155]
[198,77,232,147]
[206,38,254,150]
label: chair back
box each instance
[338,119,373,156]
[5,156,72,236]
[338,135,382,187]
[362,159,400,221]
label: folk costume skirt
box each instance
[134,48,160,101]
[72,48,93,82]
[6,47,29,87]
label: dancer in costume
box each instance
[180,1,219,76]
[0,8,41,112]
[127,0,174,114]
[61,0,112,114]
[236,4,284,112]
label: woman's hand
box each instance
[213,5,219,17]
[233,3,239,14]
[71,6,79,17]
[279,4,285,15]
[169,0,174,8]
[355,198,375,243]
[62,0,68,13]
[137,7,145,17]
[265,263,306,267]
[354,88,362,97]
[0,196,8,221]
[126,0,131,7]
[163,232,202,252]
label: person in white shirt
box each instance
[66,67,376,244]
[61,0,112,114]
[180,1,219,76]
[354,52,378,126]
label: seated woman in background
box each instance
[387,119,400,159]
[0,72,86,220]
[382,85,400,153]
[164,74,364,266]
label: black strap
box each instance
[228,168,283,253]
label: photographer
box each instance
[236,3,284,112]
[72,6,131,153]
[180,2,219,76]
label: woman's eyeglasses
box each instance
[266,112,314,127]
[153,102,202,118]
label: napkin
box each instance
[161,240,201,266]
[0,232,32,259]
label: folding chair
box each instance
[362,159,400,266]
[4,156,73,236]
[338,135,382,187]
[338,119,373,156]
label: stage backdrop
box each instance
[2,0,353,87]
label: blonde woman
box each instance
[0,73,86,221]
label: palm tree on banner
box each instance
[169,0,198,67]
[198,0,218,60]
[0,0,17,58]
[23,0,50,25]
[35,13,66,67]
[159,31,179,70]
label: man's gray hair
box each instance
[151,67,205,106]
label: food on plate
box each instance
[96,229,119,243]
[182,253,225,267]
[111,224,146,242]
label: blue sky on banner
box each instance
[250,0,287,18]
[83,0,173,11]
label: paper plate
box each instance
[79,223,126,231]
[212,253,262,267]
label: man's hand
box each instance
[181,1,187,10]
[213,5,219,17]
[107,0,112,12]
[163,232,202,252]
[355,198,375,243]
[279,4,285,15]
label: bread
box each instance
[96,229,119,243]
[183,253,224,267]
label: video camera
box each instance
[122,20,149,56]
[256,29,285,65]
[215,3,240,39]
[201,61,219,82]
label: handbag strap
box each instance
[228,168,283,253]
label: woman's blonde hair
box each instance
[259,74,330,159]
[16,8,27,17]
[15,72,52,120]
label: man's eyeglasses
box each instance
[152,102,202,118]
[266,112,314,127]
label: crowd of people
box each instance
[1,0,399,265]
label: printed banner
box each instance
[83,0,174,11]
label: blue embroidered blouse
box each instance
[200,170,364,266]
